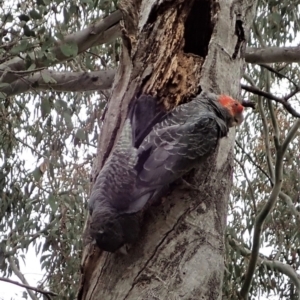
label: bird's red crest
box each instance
[218,95,244,113]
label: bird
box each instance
[88,92,244,252]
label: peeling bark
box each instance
[78,0,258,299]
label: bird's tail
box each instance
[113,117,138,167]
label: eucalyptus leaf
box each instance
[60,42,78,57]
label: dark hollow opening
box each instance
[184,0,216,57]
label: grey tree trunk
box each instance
[78,0,258,299]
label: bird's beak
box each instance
[235,113,244,126]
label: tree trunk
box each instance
[78,0,258,299]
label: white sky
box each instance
[0,247,43,300]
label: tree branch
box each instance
[0,277,57,299]
[8,256,39,300]
[1,69,115,96]
[1,8,300,91]
[0,10,121,84]
[0,8,299,97]
[240,100,256,109]
[245,47,300,64]
[240,119,300,299]
[259,64,300,103]
[241,84,300,118]
[259,63,299,88]
[228,237,300,298]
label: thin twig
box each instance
[241,84,300,118]
[15,136,48,159]
[235,140,272,185]
[257,96,275,182]
[258,58,300,101]
[252,22,266,47]
[0,277,57,299]
[259,63,299,88]
[234,157,257,214]
[279,192,300,224]
[243,74,257,87]
[264,70,280,150]
[284,87,300,101]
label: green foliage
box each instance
[0,0,117,298]
[60,42,78,57]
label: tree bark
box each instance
[78,0,258,299]
[245,46,300,64]
[1,69,114,96]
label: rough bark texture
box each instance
[78,0,258,299]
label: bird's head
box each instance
[218,95,244,127]
[89,211,125,252]
[89,211,140,252]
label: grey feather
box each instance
[88,91,235,251]
[123,92,231,213]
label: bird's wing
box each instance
[135,112,226,188]
[128,94,167,148]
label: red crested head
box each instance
[218,95,244,126]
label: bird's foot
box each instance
[179,178,200,192]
